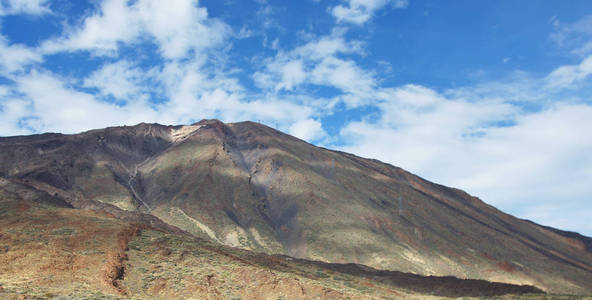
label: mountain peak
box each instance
[191,118,224,126]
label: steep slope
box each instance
[0,120,591,294]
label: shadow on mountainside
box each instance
[240,253,545,298]
[305,260,543,297]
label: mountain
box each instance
[0,119,590,297]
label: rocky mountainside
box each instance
[1,119,591,296]
[0,178,543,299]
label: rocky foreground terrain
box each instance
[0,119,591,299]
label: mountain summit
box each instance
[1,120,591,296]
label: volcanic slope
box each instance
[0,119,591,294]
[0,177,542,299]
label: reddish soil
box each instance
[101,225,143,295]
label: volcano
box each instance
[0,119,590,298]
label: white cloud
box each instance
[550,15,592,57]
[339,84,518,175]
[289,118,327,142]
[331,0,408,25]
[154,59,316,127]
[292,33,363,59]
[0,98,33,136]
[41,0,140,55]
[310,56,375,99]
[41,0,229,59]
[154,58,244,122]
[3,0,324,135]
[236,26,253,39]
[254,32,376,107]
[0,0,51,16]
[12,70,160,133]
[136,0,228,59]
[550,15,592,47]
[0,61,317,138]
[0,36,42,74]
[447,66,591,105]
[277,59,306,91]
[212,94,316,127]
[546,55,592,89]
[83,60,146,100]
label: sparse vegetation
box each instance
[51,227,76,236]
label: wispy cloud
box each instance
[551,15,592,56]
[546,55,592,89]
[9,70,158,133]
[0,0,51,16]
[253,30,376,108]
[331,0,408,25]
[0,36,42,74]
[83,60,149,101]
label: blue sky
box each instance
[1,0,592,235]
